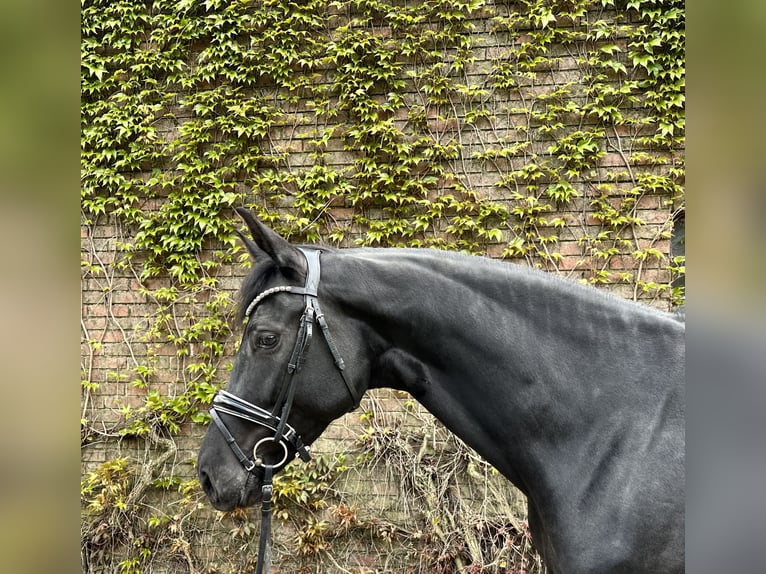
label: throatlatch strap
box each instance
[313,299,362,409]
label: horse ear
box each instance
[234,229,264,261]
[235,207,306,274]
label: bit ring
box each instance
[253,437,289,469]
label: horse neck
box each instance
[327,248,682,495]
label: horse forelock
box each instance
[237,245,337,322]
[238,261,280,322]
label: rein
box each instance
[209,248,361,574]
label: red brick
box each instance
[636,195,660,210]
[485,243,506,258]
[608,256,635,270]
[638,269,671,284]
[598,153,629,168]
[110,304,130,317]
[100,330,127,343]
[636,210,672,225]
[83,304,108,317]
[557,241,583,256]
[558,255,587,271]
[329,207,354,221]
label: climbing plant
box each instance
[81,0,684,571]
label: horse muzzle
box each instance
[197,415,303,511]
[197,460,250,511]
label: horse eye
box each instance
[256,334,279,349]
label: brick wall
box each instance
[81,1,683,571]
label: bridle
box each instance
[208,247,361,574]
[210,247,361,472]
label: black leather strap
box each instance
[209,408,256,472]
[254,465,274,574]
[314,299,362,409]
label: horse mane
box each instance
[465,249,680,321]
[350,246,680,323]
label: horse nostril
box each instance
[198,467,213,496]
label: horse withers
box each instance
[197,209,685,573]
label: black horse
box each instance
[198,208,685,574]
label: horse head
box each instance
[197,208,370,511]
